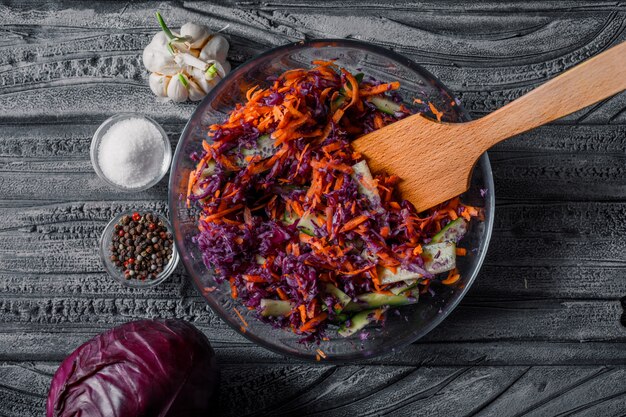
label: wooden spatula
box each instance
[352,42,626,212]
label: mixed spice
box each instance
[109,212,174,281]
[186,61,481,340]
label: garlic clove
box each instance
[149,73,170,97]
[221,60,231,76]
[143,45,179,75]
[148,31,170,48]
[167,74,189,102]
[188,78,207,101]
[180,22,210,49]
[199,35,229,62]
[190,68,212,94]
[204,60,230,79]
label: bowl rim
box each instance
[99,209,180,288]
[90,112,172,192]
[169,38,495,362]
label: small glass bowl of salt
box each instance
[91,113,172,191]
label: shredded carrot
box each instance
[338,264,375,276]
[200,204,244,222]
[307,298,318,319]
[244,275,266,283]
[233,307,248,328]
[316,348,327,359]
[276,288,289,301]
[229,278,238,299]
[442,272,461,285]
[339,214,369,233]
[360,82,400,96]
[428,102,444,122]
[300,312,328,332]
[298,305,307,323]
[456,247,467,256]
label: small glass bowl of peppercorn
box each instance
[99,210,179,288]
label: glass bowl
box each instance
[90,113,172,192]
[168,39,495,361]
[99,210,180,288]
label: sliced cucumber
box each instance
[360,248,376,263]
[331,96,346,112]
[422,242,456,274]
[331,312,350,325]
[368,96,402,115]
[390,280,418,295]
[338,309,377,337]
[235,134,276,167]
[241,134,275,159]
[200,160,217,179]
[379,266,422,285]
[260,299,293,317]
[191,161,217,197]
[282,210,299,226]
[351,160,381,206]
[344,292,416,312]
[378,242,456,284]
[432,218,468,244]
[297,212,324,236]
[325,283,351,312]
[336,73,364,99]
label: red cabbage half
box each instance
[46,319,219,417]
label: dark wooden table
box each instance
[1,1,626,416]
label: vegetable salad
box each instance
[187,61,480,340]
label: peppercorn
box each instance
[108,211,175,282]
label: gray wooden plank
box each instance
[2,330,625,366]
[14,361,618,417]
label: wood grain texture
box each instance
[353,41,626,211]
[1,1,626,416]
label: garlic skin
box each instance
[143,14,231,102]
[149,73,170,97]
[167,75,189,102]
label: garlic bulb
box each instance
[143,12,231,102]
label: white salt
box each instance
[97,118,166,188]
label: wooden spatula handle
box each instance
[473,41,626,151]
